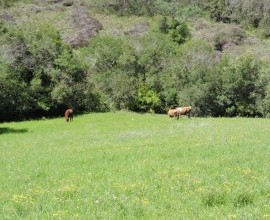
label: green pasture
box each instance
[0,112,270,219]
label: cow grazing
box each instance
[65,108,74,122]
[167,109,180,119]
[176,106,192,118]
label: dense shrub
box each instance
[203,0,270,32]
[159,17,191,44]
[217,54,269,117]
[0,22,88,120]
[136,85,161,112]
[204,0,231,23]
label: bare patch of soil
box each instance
[124,22,149,36]
[64,7,103,48]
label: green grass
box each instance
[1,112,270,219]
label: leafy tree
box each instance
[170,22,191,44]
[205,0,231,23]
[218,54,268,117]
[160,39,220,115]
[0,79,31,121]
[84,36,138,110]
[159,16,170,34]
[87,36,126,71]
[159,17,191,44]
[0,21,88,120]
[136,85,161,112]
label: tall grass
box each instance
[0,112,270,219]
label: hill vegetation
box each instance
[1,0,270,121]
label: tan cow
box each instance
[176,106,192,118]
[167,109,179,119]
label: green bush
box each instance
[159,17,191,44]
[204,0,231,23]
[136,85,161,112]
[0,21,89,120]
[218,54,268,117]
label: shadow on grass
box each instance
[0,127,28,135]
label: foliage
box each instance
[202,0,270,32]
[1,0,270,120]
[218,54,268,117]
[136,85,161,112]
[82,33,176,113]
[161,39,219,114]
[92,0,204,18]
[0,22,88,120]
[97,0,157,16]
[260,17,270,38]
[204,0,231,23]
[0,0,19,8]
[159,17,191,44]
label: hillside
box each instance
[3,0,270,59]
[0,0,103,47]
[1,0,270,121]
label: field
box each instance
[0,112,270,219]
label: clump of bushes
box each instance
[0,21,89,120]
[159,17,191,44]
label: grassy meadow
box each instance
[0,112,270,219]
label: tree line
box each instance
[1,0,270,121]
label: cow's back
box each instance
[177,106,192,115]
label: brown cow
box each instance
[176,106,192,118]
[65,108,74,122]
